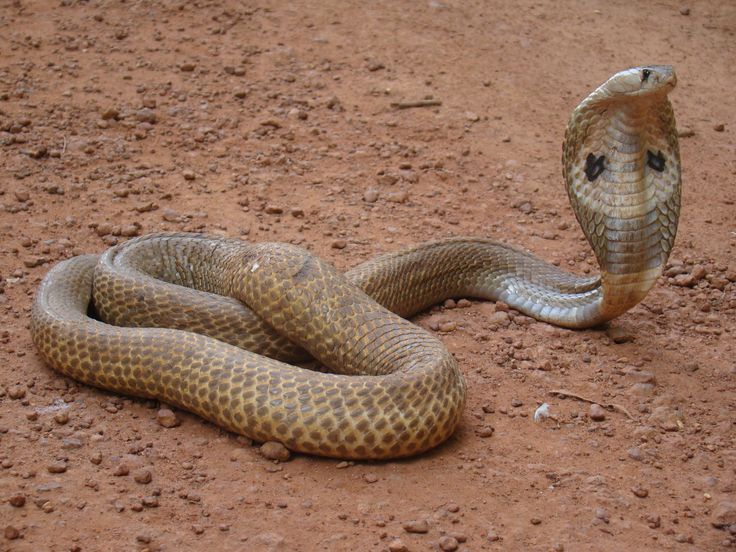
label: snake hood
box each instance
[562,64,681,325]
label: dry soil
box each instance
[1,1,735,551]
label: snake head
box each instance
[592,65,677,101]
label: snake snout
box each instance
[642,65,677,90]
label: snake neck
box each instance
[562,86,681,326]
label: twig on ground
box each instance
[548,388,635,420]
[390,99,442,109]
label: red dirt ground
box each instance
[1,1,735,551]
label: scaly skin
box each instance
[30,66,681,459]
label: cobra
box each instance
[31,66,681,459]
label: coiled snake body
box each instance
[31,66,681,459]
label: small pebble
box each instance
[632,484,649,498]
[23,256,47,268]
[101,108,119,120]
[476,426,494,438]
[363,189,379,203]
[162,208,182,222]
[326,96,342,110]
[142,496,159,508]
[61,437,83,450]
[4,526,20,540]
[646,513,661,529]
[47,461,67,474]
[649,406,680,431]
[7,386,26,400]
[627,447,643,461]
[439,535,459,551]
[95,222,114,237]
[448,531,466,543]
[133,468,152,484]
[112,464,130,476]
[606,326,633,344]
[367,59,385,71]
[589,404,606,421]
[711,501,736,528]
[386,190,409,203]
[135,108,157,124]
[156,408,180,428]
[134,202,157,214]
[8,494,25,507]
[377,173,398,186]
[403,519,429,534]
[363,473,378,483]
[265,205,283,214]
[595,507,610,523]
[260,441,291,462]
[120,224,141,237]
[629,383,656,396]
[489,311,510,327]
[438,321,456,332]
[691,264,707,281]
[14,190,30,202]
[388,540,408,552]
[494,301,510,312]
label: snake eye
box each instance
[641,69,651,82]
